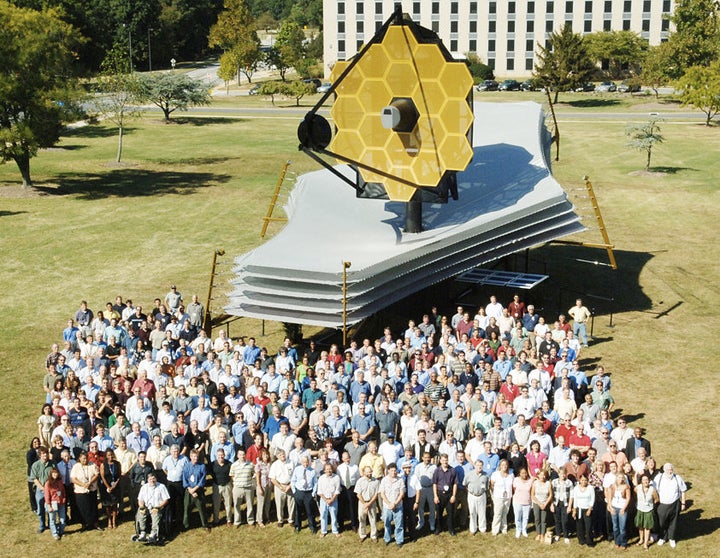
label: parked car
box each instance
[596,81,617,92]
[574,82,596,92]
[317,82,332,94]
[618,81,641,93]
[498,79,521,91]
[476,79,499,91]
[248,84,261,95]
[520,79,536,91]
[302,78,322,89]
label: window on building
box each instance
[451,21,458,32]
[469,39,477,51]
[642,19,650,31]
[643,0,651,12]
[488,58,495,70]
[451,39,458,50]
[338,40,345,52]
[375,2,383,14]
[451,2,458,14]
[489,21,496,32]
[546,19,554,32]
[526,39,534,51]
[507,59,515,70]
[432,2,439,14]
[356,2,364,15]
[470,2,477,14]
[526,58,534,70]
[413,1,420,14]
[663,0,671,12]
[623,1,631,12]
[509,2,516,14]
[547,2,554,13]
[604,1,612,12]
[357,39,363,50]
[661,18,670,31]
[338,2,345,15]
[488,39,496,52]
[432,20,439,32]
[585,1,592,13]
[338,21,345,33]
[470,21,477,32]
[584,20,591,32]
[603,19,611,31]
[527,20,534,32]
[376,21,382,32]
[565,1,573,13]
[357,21,363,33]
[507,39,515,51]
[508,21,515,32]
[489,2,497,14]
[528,2,535,14]
[623,19,630,30]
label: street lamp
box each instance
[123,23,133,71]
[147,27,154,71]
[171,58,176,70]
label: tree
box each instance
[95,47,143,163]
[625,118,665,171]
[585,30,648,80]
[533,24,596,103]
[465,52,495,82]
[642,44,674,98]
[273,20,306,80]
[257,80,314,106]
[0,1,81,187]
[136,72,211,121]
[665,0,720,79]
[209,0,262,84]
[676,61,720,125]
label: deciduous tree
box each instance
[136,72,211,121]
[625,118,664,171]
[665,0,720,78]
[209,0,262,84]
[0,1,81,187]
[676,61,720,125]
[533,24,596,103]
[585,30,648,80]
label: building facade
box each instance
[323,0,674,78]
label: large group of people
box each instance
[28,288,688,548]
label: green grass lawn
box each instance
[1,96,719,555]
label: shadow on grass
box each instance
[563,99,622,108]
[613,410,646,423]
[166,117,248,126]
[0,210,28,217]
[151,156,239,166]
[649,166,698,174]
[682,507,720,539]
[33,168,231,199]
[63,125,134,139]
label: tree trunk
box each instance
[116,123,124,163]
[14,150,33,188]
[553,89,559,104]
[163,107,171,122]
[646,148,651,171]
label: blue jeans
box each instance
[611,508,628,547]
[319,499,339,534]
[573,322,588,346]
[383,504,404,545]
[513,502,530,535]
[35,488,47,529]
[48,502,66,537]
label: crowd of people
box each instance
[28,288,688,548]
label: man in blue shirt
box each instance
[291,455,318,533]
[182,449,210,531]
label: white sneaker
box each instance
[669,540,676,548]
[515,531,521,538]
[564,538,570,544]
[657,539,665,546]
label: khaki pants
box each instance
[468,492,488,533]
[232,485,255,525]
[358,500,378,539]
[274,485,295,523]
[212,483,232,524]
[256,484,272,524]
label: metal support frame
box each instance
[342,261,351,346]
[260,161,291,238]
[203,248,225,334]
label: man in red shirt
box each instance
[507,295,526,321]
[554,415,576,444]
[568,424,592,459]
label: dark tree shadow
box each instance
[151,156,239,166]
[0,210,28,217]
[63,125,135,139]
[32,169,232,199]
[648,166,698,174]
[563,99,622,108]
[169,117,248,126]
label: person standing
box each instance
[551,467,573,543]
[531,468,553,541]
[135,472,170,543]
[568,299,592,347]
[464,459,489,535]
[379,463,405,546]
[512,467,533,538]
[635,474,659,550]
[400,461,420,542]
[415,451,437,533]
[211,448,233,526]
[355,465,380,542]
[44,467,66,540]
[291,454,318,533]
[336,450,359,532]
[29,447,53,533]
[269,449,295,527]
[186,294,204,333]
[432,453,458,536]
[569,474,595,547]
[608,473,632,549]
[317,462,341,537]
[654,463,687,548]
[229,448,256,527]
[182,449,210,531]
[71,451,103,531]
[490,459,514,535]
